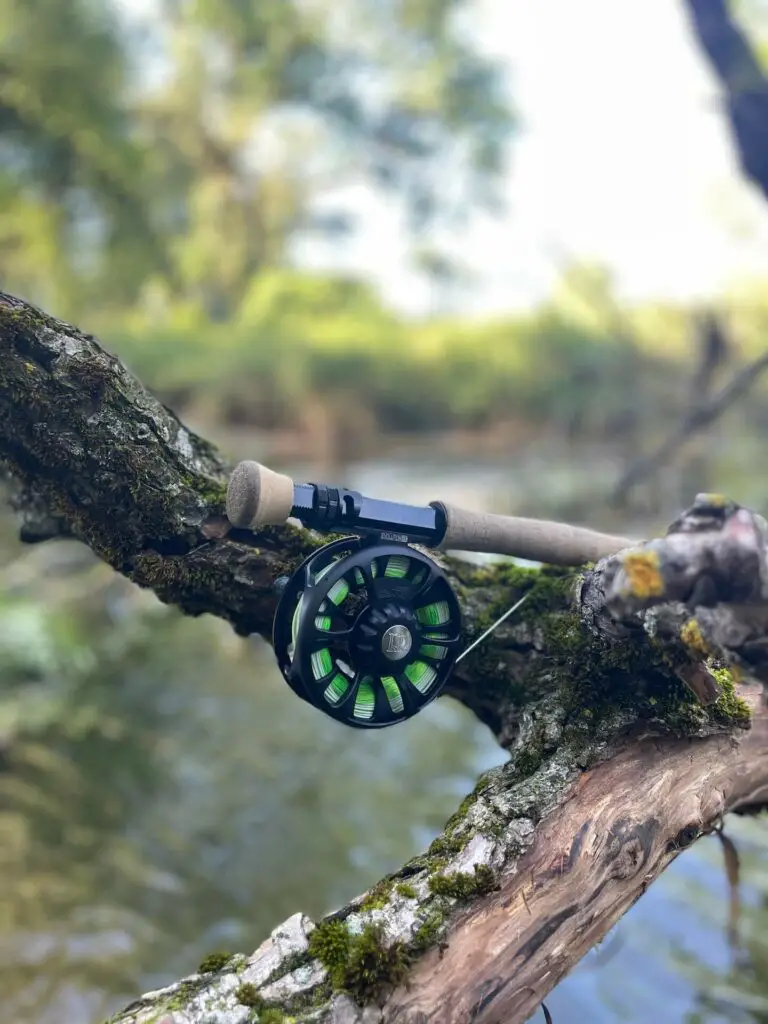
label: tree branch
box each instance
[684,0,768,202]
[2,291,768,1024]
[610,315,768,507]
[0,289,300,637]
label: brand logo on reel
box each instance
[381,624,412,660]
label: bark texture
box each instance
[2,291,768,1024]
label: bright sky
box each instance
[299,0,768,316]
[121,0,768,317]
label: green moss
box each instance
[235,982,265,1009]
[540,608,752,745]
[511,742,546,778]
[360,894,389,911]
[132,551,218,597]
[547,612,674,720]
[460,562,577,627]
[394,795,494,880]
[443,791,478,832]
[427,864,497,900]
[262,948,311,987]
[711,666,751,727]
[190,476,228,510]
[499,563,580,615]
[259,1011,288,1023]
[307,920,351,990]
[452,562,580,705]
[259,523,337,556]
[395,882,417,899]
[410,905,448,953]
[165,980,205,1011]
[427,832,465,858]
[343,924,410,1005]
[197,950,233,973]
[308,920,410,1005]
[360,877,394,911]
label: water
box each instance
[1,452,767,1024]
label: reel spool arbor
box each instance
[273,538,462,729]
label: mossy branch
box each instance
[3,290,768,1024]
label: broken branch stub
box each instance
[581,493,768,688]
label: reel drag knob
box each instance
[272,539,462,729]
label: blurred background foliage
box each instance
[3,1,768,1023]
[1,0,767,462]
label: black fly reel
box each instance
[229,459,623,731]
[273,537,463,729]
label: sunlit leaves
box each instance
[0,0,514,319]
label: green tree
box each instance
[0,0,515,321]
[0,0,170,313]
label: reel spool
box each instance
[273,537,462,729]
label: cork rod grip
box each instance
[226,460,295,529]
[433,502,638,565]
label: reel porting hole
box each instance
[273,538,463,729]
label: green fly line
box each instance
[280,535,530,727]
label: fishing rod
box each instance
[226,460,637,730]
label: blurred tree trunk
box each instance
[611,3,768,516]
[683,0,768,204]
[3,291,768,1024]
[610,310,768,513]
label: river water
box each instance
[2,449,767,1024]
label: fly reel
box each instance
[226,459,635,730]
[273,537,462,728]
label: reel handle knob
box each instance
[226,460,295,528]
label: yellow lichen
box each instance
[680,617,710,656]
[699,493,727,507]
[621,550,665,599]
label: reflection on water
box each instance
[0,525,507,1024]
[1,452,768,1024]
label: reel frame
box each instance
[273,536,463,729]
